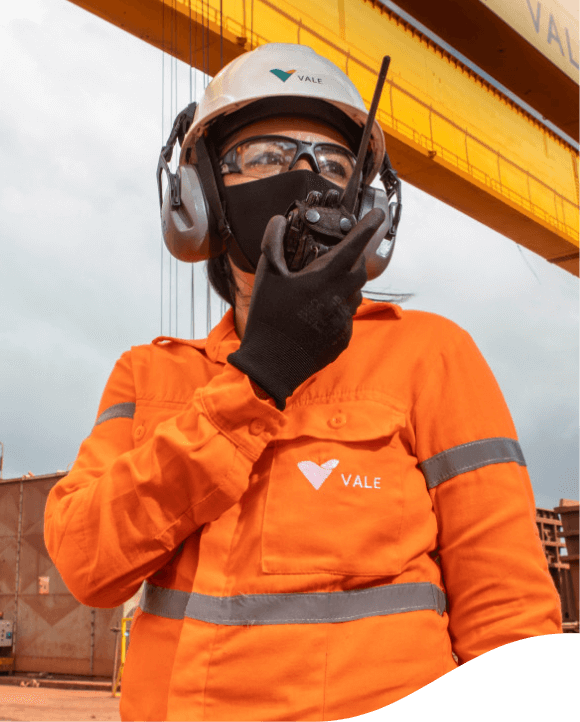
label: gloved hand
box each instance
[227,208,386,410]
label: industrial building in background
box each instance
[0,473,121,681]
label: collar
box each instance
[151,299,402,364]
[357,297,402,319]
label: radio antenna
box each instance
[340,55,391,215]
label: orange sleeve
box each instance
[44,351,284,609]
[412,321,562,663]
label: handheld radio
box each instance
[283,56,399,272]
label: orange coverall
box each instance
[44,300,562,721]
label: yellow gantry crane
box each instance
[68,0,579,275]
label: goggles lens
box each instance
[222,136,356,188]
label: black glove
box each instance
[227,208,386,410]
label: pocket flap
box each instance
[277,398,407,442]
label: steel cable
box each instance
[190,1,195,339]
[160,1,165,336]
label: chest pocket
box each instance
[261,399,408,577]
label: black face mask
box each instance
[221,169,344,272]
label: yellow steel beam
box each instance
[67,0,579,276]
[389,0,579,143]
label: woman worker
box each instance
[44,43,561,721]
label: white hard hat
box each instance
[158,43,401,278]
[180,43,386,182]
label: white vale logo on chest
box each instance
[297,460,382,491]
[297,459,340,490]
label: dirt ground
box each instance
[0,686,121,721]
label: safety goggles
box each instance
[219,135,358,188]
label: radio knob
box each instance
[339,217,353,232]
[305,209,321,223]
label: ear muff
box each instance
[357,185,394,281]
[352,151,402,281]
[161,165,212,262]
[160,132,235,263]
[157,101,217,262]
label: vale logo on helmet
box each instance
[269,68,323,84]
[297,459,381,491]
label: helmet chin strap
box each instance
[227,249,258,275]
[194,136,257,271]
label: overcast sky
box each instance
[1,0,578,512]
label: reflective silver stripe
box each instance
[140,581,446,625]
[419,437,526,490]
[94,402,136,426]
